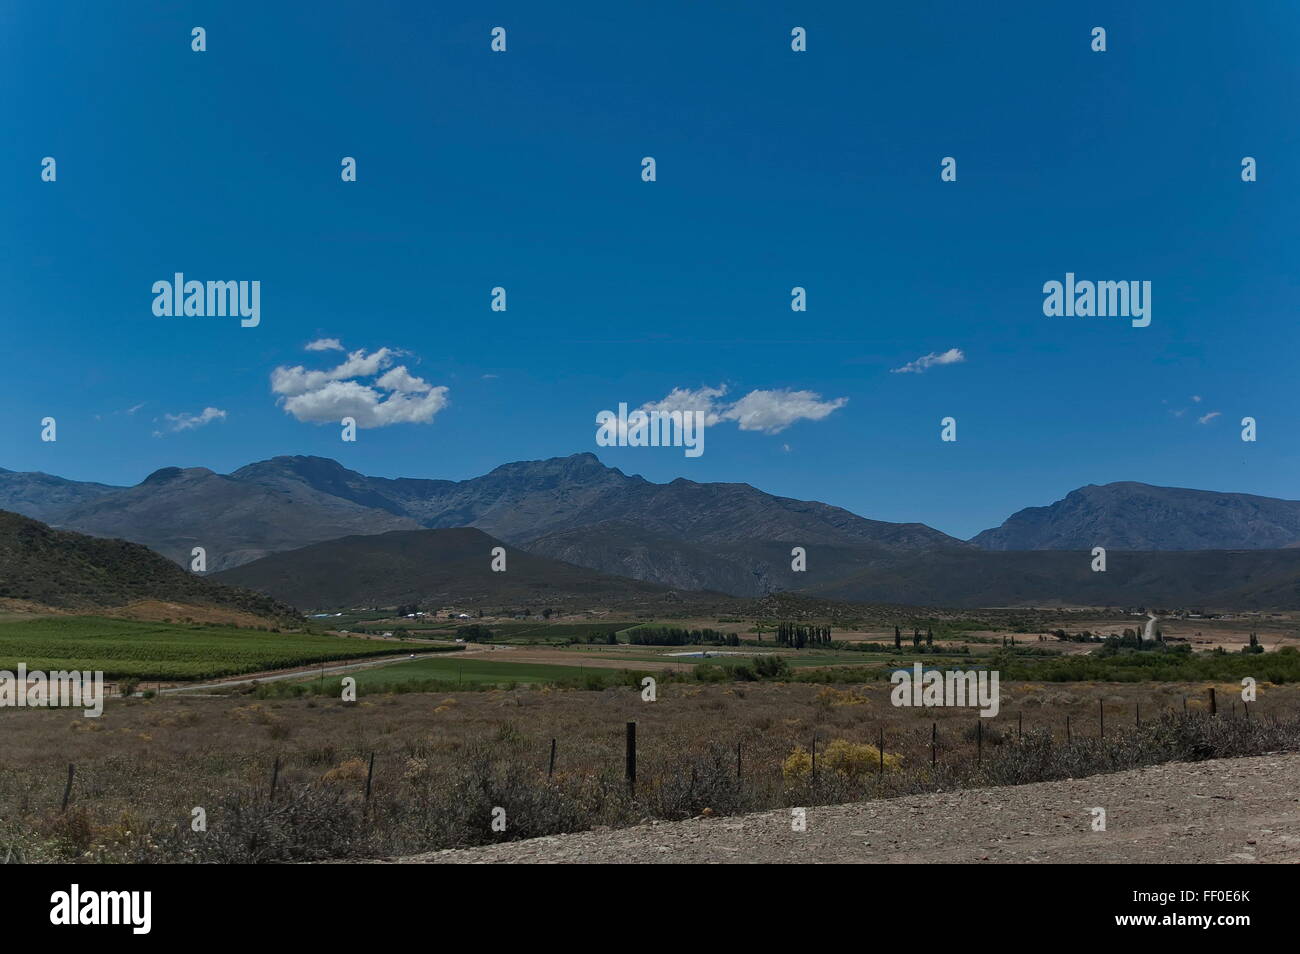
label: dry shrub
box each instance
[322,758,369,783]
[821,739,901,778]
[816,686,870,707]
[784,739,900,782]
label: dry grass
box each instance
[3,679,1298,862]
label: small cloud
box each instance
[1198,411,1222,425]
[481,373,499,380]
[126,402,145,415]
[305,337,344,352]
[641,385,731,427]
[618,383,847,438]
[891,348,965,374]
[271,346,448,428]
[722,388,847,434]
[1191,395,1202,403]
[162,407,227,432]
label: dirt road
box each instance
[393,753,1300,864]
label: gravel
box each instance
[385,753,1300,864]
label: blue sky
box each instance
[3,1,1298,540]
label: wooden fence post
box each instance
[270,755,281,802]
[625,722,636,796]
[549,738,557,779]
[364,752,375,802]
[1209,687,1217,716]
[61,763,74,812]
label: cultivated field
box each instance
[3,605,1298,862]
[0,616,440,681]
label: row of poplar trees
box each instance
[774,622,833,648]
[894,625,933,648]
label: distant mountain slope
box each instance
[210,527,693,612]
[971,482,1300,551]
[523,520,912,596]
[0,510,298,621]
[0,469,120,522]
[52,465,419,570]
[802,547,1300,609]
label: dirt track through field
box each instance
[389,753,1300,864]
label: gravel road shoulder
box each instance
[386,753,1300,864]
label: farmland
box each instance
[0,616,443,681]
[3,604,1300,864]
[278,654,624,692]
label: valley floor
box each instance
[388,752,1300,864]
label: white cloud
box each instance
[1198,411,1222,425]
[163,407,227,432]
[376,367,432,393]
[271,346,448,428]
[640,385,730,426]
[281,380,449,427]
[891,348,966,374]
[1191,395,1202,403]
[305,337,344,352]
[271,347,401,398]
[721,388,848,433]
[612,383,846,438]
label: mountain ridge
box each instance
[6,457,1300,606]
[971,481,1300,551]
[0,453,964,581]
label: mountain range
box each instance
[4,454,1300,608]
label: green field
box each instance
[0,617,443,680]
[319,655,613,689]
